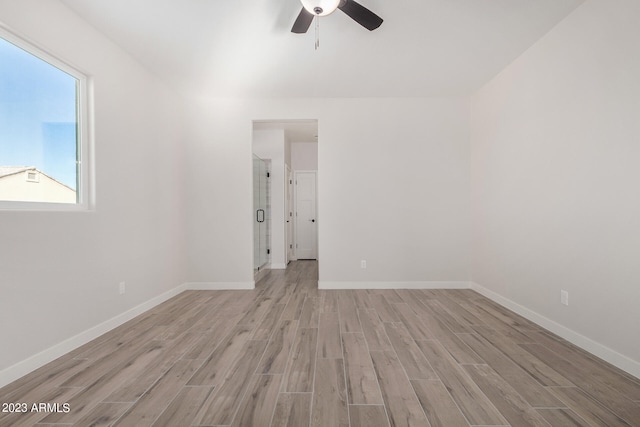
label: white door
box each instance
[295,171,317,260]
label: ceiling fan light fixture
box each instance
[301,0,340,16]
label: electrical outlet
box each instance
[119,282,126,295]
[560,290,568,306]
[360,260,367,269]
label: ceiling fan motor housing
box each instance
[301,0,340,16]
[292,0,383,33]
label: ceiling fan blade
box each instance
[338,0,383,31]
[291,7,314,33]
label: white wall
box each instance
[253,128,287,269]
[291,142,318,171]
[184,97,471,288]
[470,0,640,375]
[0,0,187,383]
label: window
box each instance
[0,27,91,210]
[25,170,39,183]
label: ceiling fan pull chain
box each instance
[315,16,320,50]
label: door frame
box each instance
[286,165,295,263]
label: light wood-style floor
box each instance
[2,261,640,427]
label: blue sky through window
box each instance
[0,36,78,190]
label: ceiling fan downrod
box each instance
[315,16,320,50]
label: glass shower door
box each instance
[253,155,268,273]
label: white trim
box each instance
[318,281,470,290]
[0,284,187,388]
[285,165,294,265]
[184,281,255,290]
[470,282,640,379]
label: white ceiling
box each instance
[60,0,583,98]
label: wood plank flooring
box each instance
[1,261,639,426]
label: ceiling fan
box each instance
[291,0,383,33]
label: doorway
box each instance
[252,119,318,271]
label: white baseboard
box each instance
[184,281,255,290]
[318,281,470,290]
[0,279,259,388]
[470,282,640,379]
[270,263,287,270]
[0,284,188,389]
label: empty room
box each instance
[1,0,639,426]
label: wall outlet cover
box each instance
[561,290,569,306]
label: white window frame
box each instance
[0,25,93,212]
